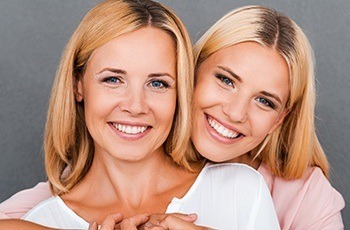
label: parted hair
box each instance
[45,0,195,194]
[193,5,329,179]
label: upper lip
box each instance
[205,113,245,136]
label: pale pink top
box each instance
[258,163,345,230]
[0,164,345,229]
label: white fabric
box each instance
[166,163,280,229]
[22,163,280,230]
[22,196,89,229]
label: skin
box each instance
[76,27,177,163]
[60,27,197,223]
[89,213,201,230]
[192,42,289,166]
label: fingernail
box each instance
[188,213,197,218]
[145,222,154,227]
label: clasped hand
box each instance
[88,212,212,230]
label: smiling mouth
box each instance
[207,116,242,139]
[112,123,149,135]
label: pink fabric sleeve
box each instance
[0,182,51,219]
[259,164,345,230]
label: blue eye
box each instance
[256,97,275,109]
[215,74,233,86]
[150,80,169,89]
[103,77,121,84]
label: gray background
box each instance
[0,0,349,225]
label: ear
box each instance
[75,77,84,102]
[268,108,289,134]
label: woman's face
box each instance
[192,42,289,162]
[76,27,177,162]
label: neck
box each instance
[80,147,175,203]
[226,152,262,170]
[62,147,197,220]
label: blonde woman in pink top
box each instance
[187,5,345,229]
[0,5,345,230]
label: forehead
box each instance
[86,27,177,75]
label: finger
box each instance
[143,213,164,225]
[99,213,123,230]
[143,221,166,230]
[158,214,201,230]
[88,221,98,230]
[144,213,197,228]
[163,213,197,222]
[115,214,149,229]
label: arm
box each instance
[254,178,280,229]
[0,219,54,230]
[1,214,124,230]
[286,167,344,229]
[0,182,51,219]
[261,164,345,229]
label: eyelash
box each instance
[102,76,121,84]
[213,72,277,110]
[256,97,276,109]
[215,73,234,87]
[148,80,170,89]
[101,77,170,90]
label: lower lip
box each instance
[204,115,243,145]
[108,123,151,141]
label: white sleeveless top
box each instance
[22,163,280,230]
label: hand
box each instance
[141,213,211,230]
[115,214,149,230]
[88,213,124,230]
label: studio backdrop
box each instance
[0,0,349,225]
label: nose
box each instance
[222,95,249,123]
[119,86,149,116]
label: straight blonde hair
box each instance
[45,0,195,194]
[194,5,329,179]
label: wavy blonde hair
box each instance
[45,0,195,194]
[194,5,329,179]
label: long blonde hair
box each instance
[194,5,329,179]
[45,0,195,194]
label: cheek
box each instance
[194,78,219,111]
[151,92,177,124]
[250,112,280,138]
[85,90,108,112]
[83,88,118,129]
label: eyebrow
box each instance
[149,73,175,80]
[97,68,174,79]
[216,65,242,82]
[97,68,126,75]
[261,91,282,104]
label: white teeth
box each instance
[113,123,148,135]
[208,117,240,139]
